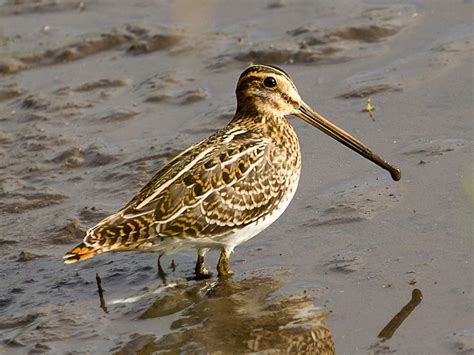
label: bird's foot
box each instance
[195,266,213,280]
[195,253,212,280]
[217,249,234,278]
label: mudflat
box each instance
[0,0,472,353]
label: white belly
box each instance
[220,181,299,251]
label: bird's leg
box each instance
[157,255,167,283]
[195,248,212,279]
[217,248,234,277]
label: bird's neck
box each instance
[235,96,286,118]
[230,108,298,146]
[231,107,283,129]
[231,104,301,175]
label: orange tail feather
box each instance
[63,242,100,264]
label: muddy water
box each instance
[0,0,472,354]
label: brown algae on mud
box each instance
[69,79,131,93]
[0,0,85,16]
[113,277,334,354]
[337,84,402,99]
[0,191,67,214]
[332,25,400,43]
[0,87,22,102]
[139,72,210,105]
[228,15,405,67]
[0,24,182,76]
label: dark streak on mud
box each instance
[0,192,67,214]
[49,220,85,245]
[234,47,346,65]
[17,251,44,262]
[0,0,84,16]
[127,34,182,55]
[0,25,181,77]
[51,145,117,169]
[0,88,23,102]
[72,79,130,93]
[145,89,209,105]
[337,84,402,99]
[332,25,400,43]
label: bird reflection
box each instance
[115,276,335,354]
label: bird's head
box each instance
[235,64,401,181]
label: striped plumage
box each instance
[64,64,400,277]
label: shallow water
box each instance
[0,0,473,353]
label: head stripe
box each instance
[239,64,290,81]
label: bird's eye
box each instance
[263,76,277,88]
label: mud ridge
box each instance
[0,25,182,77]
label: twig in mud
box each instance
[157,255,167,284]
[378,288,423,340]
[96,272,108,313]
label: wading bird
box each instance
[64,65,400,278]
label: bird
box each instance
[64,64,400,278]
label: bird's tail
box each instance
[63,242,101,264]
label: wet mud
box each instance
[0,0,472,354]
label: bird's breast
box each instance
[267,118,301,173]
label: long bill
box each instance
[296,103,401,181]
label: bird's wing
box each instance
[82,127,285,249]
[156,149,291,240]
